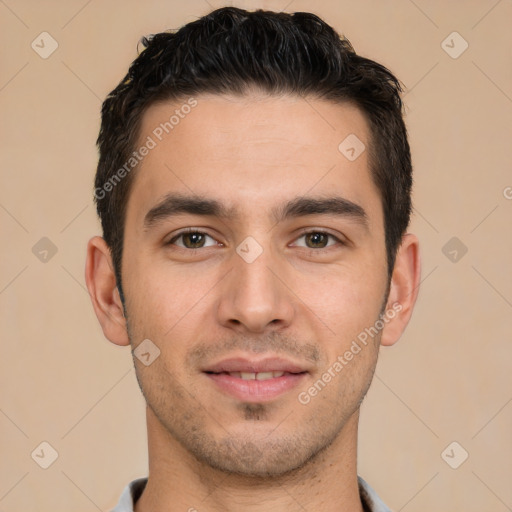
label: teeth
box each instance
[258,371,285,380]
[228,371,286,380]
[256,372,274,380]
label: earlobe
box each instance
[85,236,130,346]
[380,233,421,347]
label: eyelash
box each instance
[166,229,344,250]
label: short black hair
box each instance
[95,6,412,302]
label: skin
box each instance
[86,91,420,512]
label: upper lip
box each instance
[203,356,309,374]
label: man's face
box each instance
[121,92,389,477]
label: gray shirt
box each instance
[111,475,392,511]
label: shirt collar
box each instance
[111,475,391,512]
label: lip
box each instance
[205,372,307,402]
[203,356,309,374]
[203,356,310,402]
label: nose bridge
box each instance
[217,239,294,332]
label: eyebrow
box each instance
[143,194,234,230]
[274,196,368,229]
[143,193,368,231]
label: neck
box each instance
[135,406,364,512]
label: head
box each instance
[95,7,413,300]
[86,7,420,478]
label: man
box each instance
[86,6,420,511]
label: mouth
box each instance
[208,370,294,380]
[202,357,310,402]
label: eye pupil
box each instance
[184,232,205,248]
[306,232,328,248]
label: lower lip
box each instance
[205,372,307,402]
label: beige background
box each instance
[1,0,511,510]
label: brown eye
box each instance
[182,232,206,248]
[292,231,340,249]
[304,232,329,248]
[169,231,217,249]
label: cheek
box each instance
[123,256,221,346]
[291,263,387,342]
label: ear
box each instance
[85,236,130,346]
[380,233,421,347]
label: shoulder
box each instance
[110,477,148,512]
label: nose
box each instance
[216,247,295,334]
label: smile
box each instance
[204,370,308,402]
[222,371,286,380]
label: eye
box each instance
[292,231,341,249]
[168,230,219,249]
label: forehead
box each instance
[126,92,380,225]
